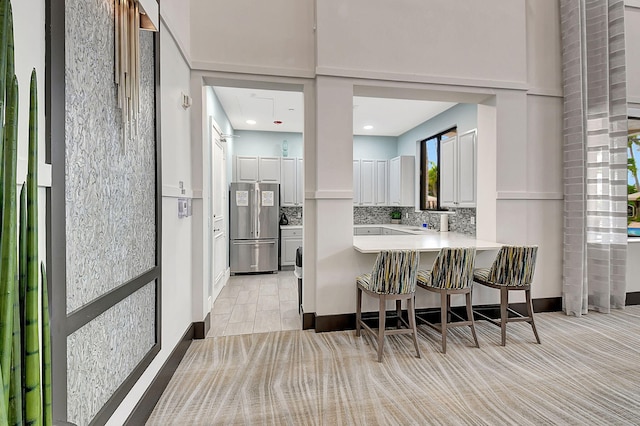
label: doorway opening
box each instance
[203,82,305,337]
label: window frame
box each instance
[419,126,457,211]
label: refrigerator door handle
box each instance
[249,188,255,237]
[232,240,276,245]
[255,187,261,238]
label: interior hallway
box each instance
[207,271,301,337]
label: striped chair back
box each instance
[430,247,476,289]
[369,250,420,294]
[487,246,538,286]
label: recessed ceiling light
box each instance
[363,125,373,130]
[246,119,256,125]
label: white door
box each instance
[212,124,227,302]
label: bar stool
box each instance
[356,250,421,362]
[415,247,478,354]
[472,245,540,346]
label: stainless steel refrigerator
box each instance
[230,182,280,274]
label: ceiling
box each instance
[213,86,456,137]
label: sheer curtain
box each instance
[560,0,628,316]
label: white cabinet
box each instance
[389,156,415,206]
[281,157,304,206]
[360,160,375,205]
[457,130,477,207]
[235,156,259,182]
[296,158,304,205]
[353,159,388,206]
[354,227,382,235]
[353,160,360,205]
[259,157,281,182]
[440,130,476,208]
[375,160,388,205]
[281,228,302,266]
[234,156,281,183]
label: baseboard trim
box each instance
[315,313,355,332]
[313,297,563,333]
[626,291,640,305]
[193,312,211,339]
[302,312,315,330]
[124,323,194,425]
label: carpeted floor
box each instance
[147,306,640,425]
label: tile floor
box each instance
[206,271,301,337]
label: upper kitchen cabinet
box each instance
[353,159,388,206]
[375,160,388,205]
[258,157,281,182]
[235,156,259,182]
[281,157,304,206]
[233,155,281,183]
[389,156,414,207]
[440,129,477,208]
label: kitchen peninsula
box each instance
[353,225,503,253]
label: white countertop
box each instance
[353,228,503,253]
[280,225,302,230]
[354,223,433,235]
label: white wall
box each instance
[106,22,193,424]
[159,0,190,61]
[627,244,640,292]
[526,0,562,95]
[205,86,234,185]
[353,135,398,160]
[626,5,640,103]
[190,0,315,77]
[14,0,48,269]
[397,103,477,155]
[234,130,303,158]
[316,0,527,88]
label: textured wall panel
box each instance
[65,0,156,312]
[67,282,156,426]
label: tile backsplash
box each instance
[354,206,476,236]
[354,206,396,225]
[280,206,302,225]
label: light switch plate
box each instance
[178,198,188,218]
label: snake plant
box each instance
[0,0,48,424]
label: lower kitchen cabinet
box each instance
[281,228,302,266]
[353,227,382,235]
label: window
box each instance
[420,127,456,210]
[628,117,640,236]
